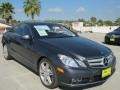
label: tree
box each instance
[97,19,104,26]
[78,18,86,26]
[23,0,41,21]
[78,18,85,22]
[11,20,21,25]
[0,2,15,24]
[115,18,120,26]
[85,20,91,26]
[104,20,113,26]
[90,17,97,26]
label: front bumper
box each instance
[105,36,120,45]
[57,60,116,88]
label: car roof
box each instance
[20,22,61,26]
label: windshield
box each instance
[114,27,120,31]
[33,24,76,38]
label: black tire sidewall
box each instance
[3,44,12,60]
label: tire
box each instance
[118,40,120,45]
[104,39,108,44]
[39,58,58,89]
[3,44,12,60]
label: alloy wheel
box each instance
[39,61,54,86]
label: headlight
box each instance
[58,54,78,67]
[58,54,87,68]
[76,60,87,68]
[107,53,114,62]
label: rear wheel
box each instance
[39,58,58,89]
[3,44,12,60]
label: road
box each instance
[0,33,120,90]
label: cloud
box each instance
[48,8,64,13]
[76,7,86,13]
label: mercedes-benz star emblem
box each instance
[103,58,109,66]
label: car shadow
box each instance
[102,42,120,46]
[11,58,39,75]
[59,82,104,90]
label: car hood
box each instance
[40,37,110,58]
[107,31,120,35]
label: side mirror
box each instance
[22,35,31,40]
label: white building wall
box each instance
[72,26,119,33]
[72,22,83,31]
[91,26,118,33]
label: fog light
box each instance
[72,77,82,84]
[72,78,77,83]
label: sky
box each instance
[0,0,120,21]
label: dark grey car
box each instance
[105,27,120,45]
[2,22,116,89]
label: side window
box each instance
[14,26,23,36]
[7,27,15,33]
[13,25,31,36]
[23,25,31,35]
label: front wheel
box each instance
[39,58,58,89]
[3,45,12,60]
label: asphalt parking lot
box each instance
[0,33,120,90]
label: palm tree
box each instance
[0,2,15,24]
[23,0,41,21]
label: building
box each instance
[72,22,83,31]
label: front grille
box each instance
[87,58,104,67]
[87,54,113,68]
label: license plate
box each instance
[110,38,115,41]
[102,68,111,78]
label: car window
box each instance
[22,25,31,35]
[33,24,76,38]
[14,26,23,36]
[13,24,31,36]
[114,27,120,31]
